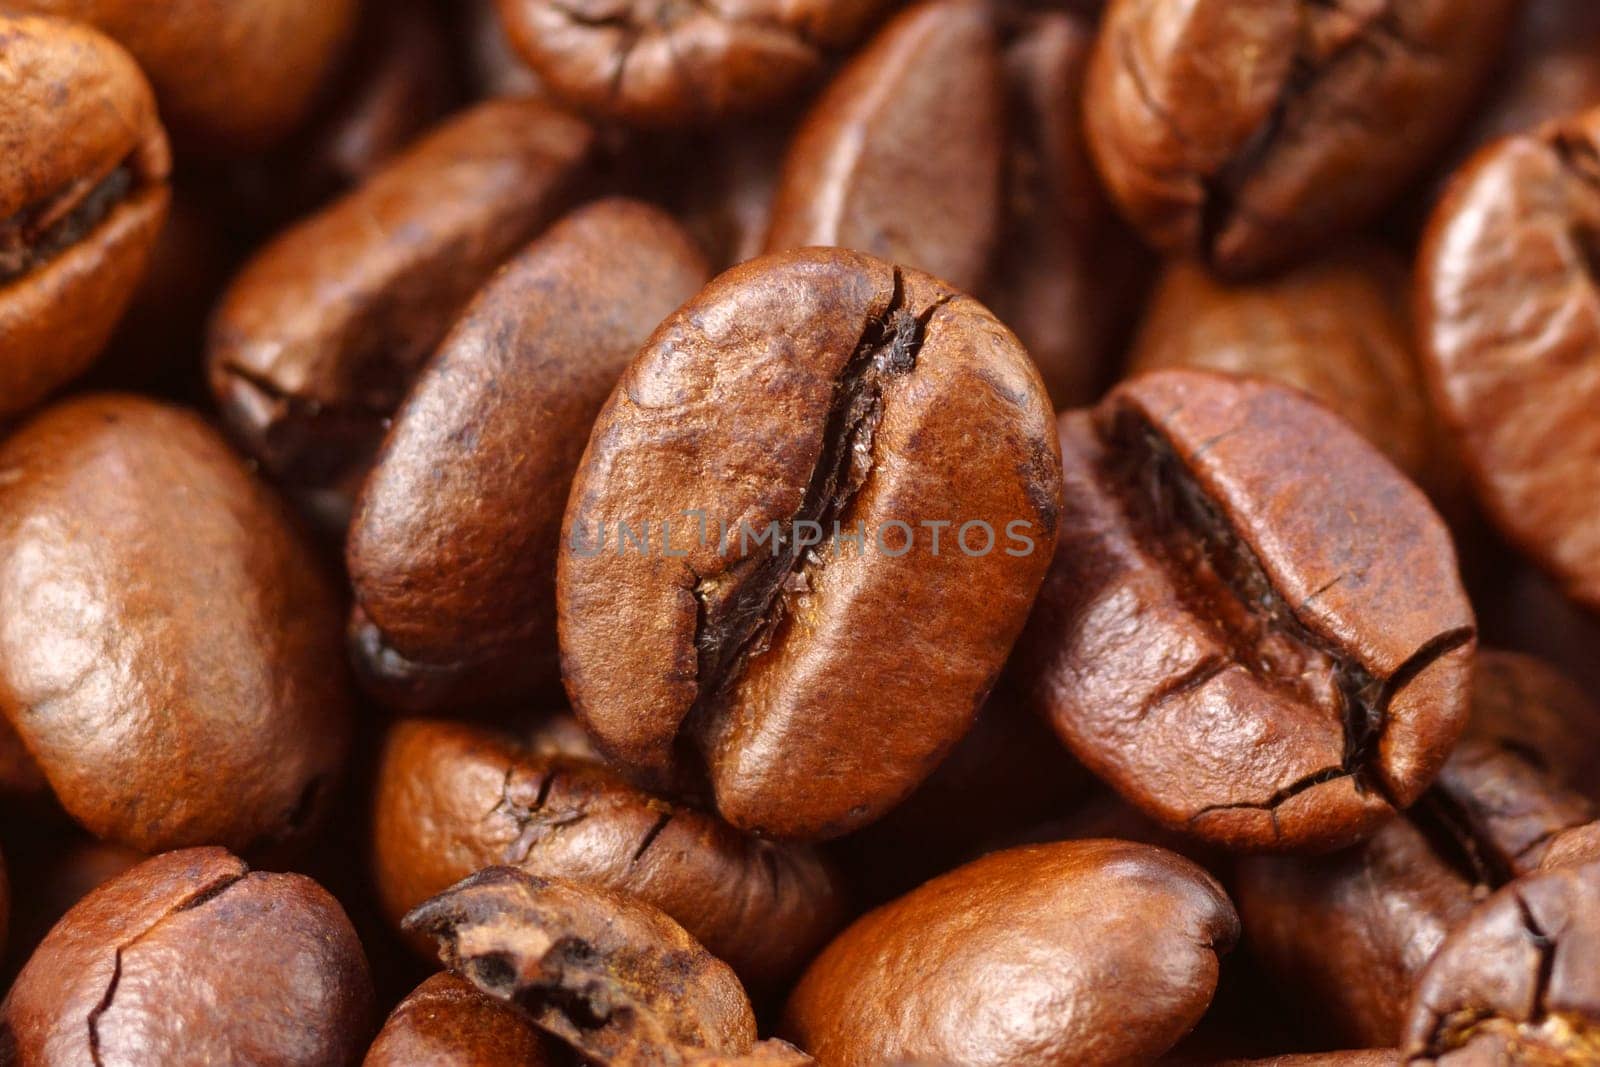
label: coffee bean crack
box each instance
[0,164,136,287]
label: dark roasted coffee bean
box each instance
[783,840,1239,1066]
[1402,859,1600,1064]
[2,0,359,154]
[494,0,889,127]
[365,972,563,1067]
[405,867,810,1066]
[0,395,353,853]
[1126,245,1437,489]
[207,98,594,532]
[372,717,845,988]
[558,248,1061,840]
[765,0,1003,295]
[1236,650,1600,1046]
[1012,370,1475,851]
[0,848,374,1065]
[0,14,171,422]
[1417,104,1600,611]
[1084,0,1516,277]
[347,199,710,711]
[985,7,1147,410]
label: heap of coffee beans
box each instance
[2,0,1600,1064]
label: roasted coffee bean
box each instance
[1416,104,1600,611]
[348,199,710,711]
[1236,650,1600,1045]
[558,248,1062,840]
[765,0,1003,295]
[0,395,352,853]
[2,0,359,154]
[365,972,562,1067]
[1126,245,1435,488]
[1012,370,1474,851]
[783,840,1239,1066]
[0,13,171,423]
[1402,859,1600,1064]
[207,98,594,532]
[0,847,374,1065]
[985,7,1146,410]
[372,717,845,988]
[494,0,888,127]
[405,867,810,1066]
[1084,0,1516,277]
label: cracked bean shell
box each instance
[0,395,353,853]
[372,717,846,989]
[1417,104,1600,611]
[0,847,373,1065]
[347,199,710,713]
[782,839,1240,1066]
[764,0,1004,296]
[1011,370,1475,851]
[557,247,1062,841]
[0,13,171,423]
[1084,0,1516,277]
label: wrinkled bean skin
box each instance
[405,867,766,1066]
[986,8,1146,411]
[1,0,359,154]
[0,14,171,423]
[1012,370,1475,851]
[764,0,1004,296]
[0,396,352,853]
[348,200,710,712]
[558,248,1062,841]
[1127,246,1434,488]
[364,972,562,1067]
[1417,105,1600,611]
[495,0,888,127]
[0,848,374,1065]
[1237,650,1600,1046]
[372,717,846,989]
[1403,860,1600,1065]
[1085,0,1516,277]
[207,98,595,532]
[783,840,1240,1066]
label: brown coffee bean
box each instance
[404,867,774,1065]
[1416,104,1600,611]
[1012,370,1475,851]
[1403,859,1600,1064]
[207,98,595,532]
[347,199,710,712]
[1236,650,1600,1046]
[372,717,846,988]
[0,847,374,1065]
[365,972,562,1067]
[985,7,1147,410]
[1126,245,1435,488]
[558,248,1062,840]
[782,840,1240,1066]
[494,0,888,127]
[0,395,352,853]
[3,0,359,154]
[0,13,171,423]
[1084,0,1516,277]
[764,0,1004,296]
